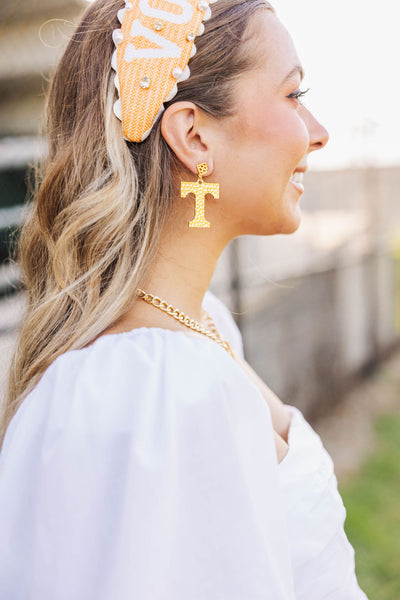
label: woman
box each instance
[0,0,368,598]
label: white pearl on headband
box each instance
[112,29,124,45]
[187,32,195,42]
[172,67,183,79]
[113,98,122,120]
[197,0,209,11]
[154,21,164,31]
[117,8,125,23]
[202,6,212,20]
[111,49,117,71]
[165,84,178,102]
[140,76,151,89]
[180,65,191,81]
[125,2,133,9]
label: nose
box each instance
[300,105,329,153]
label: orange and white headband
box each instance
[111,0,217,143]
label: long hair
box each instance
[2,0,274,445]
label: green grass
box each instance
[340,413,400,600]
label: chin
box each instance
[267,207,302,236]
[265,190,303,235]
[278,201,302,234]
[234,199,302,236]
[247,217,301,236]
[280,214,302,235]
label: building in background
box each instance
[0,0,85,291]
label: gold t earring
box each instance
[181,162,219,228]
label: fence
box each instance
[210,236,400,419]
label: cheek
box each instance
[216,101,309,230]
[239,99,309,165]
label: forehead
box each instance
[245,11,302,85]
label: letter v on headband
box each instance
[139,0,194,23]
[125,20,183,60]
[124,0,194,61]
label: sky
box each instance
[274,0,400,170]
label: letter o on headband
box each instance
[111,0,216,142]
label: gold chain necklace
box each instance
[136,289,235,358]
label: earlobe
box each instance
[160,101,213,175]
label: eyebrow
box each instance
[280,65,305,87]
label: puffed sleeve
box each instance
[278,405,369,599]
[0,329,295,600]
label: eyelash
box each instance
[287,87,310,104]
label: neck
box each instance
[108,216,231,336]
[142,223,228,322]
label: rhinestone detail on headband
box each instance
[139,76,151,89]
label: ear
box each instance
[160,101,214,176]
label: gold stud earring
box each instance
[181,162,219,228]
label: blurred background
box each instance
[0,0,399,596]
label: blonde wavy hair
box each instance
[1,0,274,446]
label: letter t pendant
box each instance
[181,162,219,228]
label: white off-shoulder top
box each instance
[0,291,368,599]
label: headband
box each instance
[111,0,217,143]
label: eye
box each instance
[287,87,310,104]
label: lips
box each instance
[290,171,304,184]
[289,165,307,193]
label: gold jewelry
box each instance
[181,162,219,228]
[136,288,234,358]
